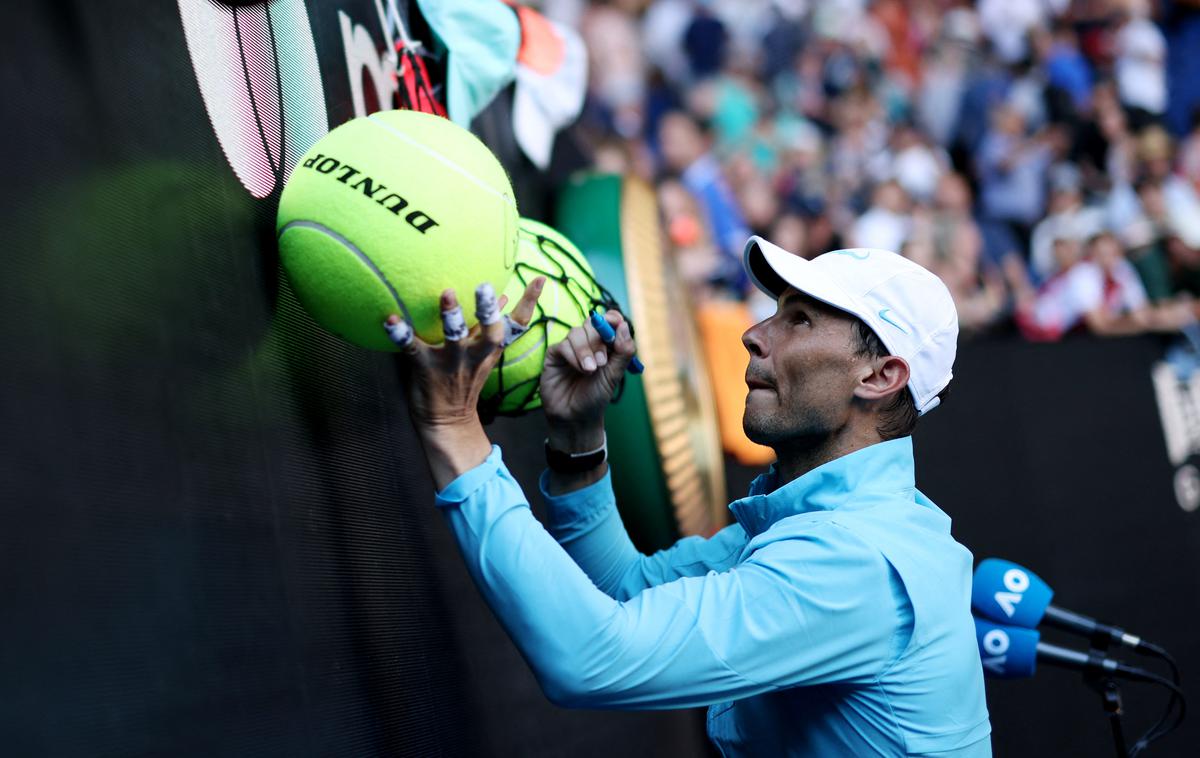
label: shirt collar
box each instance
[729,437,917,538]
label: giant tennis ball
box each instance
[276,110,518,350]
[481,218,604,414]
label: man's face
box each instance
[741,288,865,446]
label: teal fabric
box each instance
[415,0,519,126]
[436,438,991,756]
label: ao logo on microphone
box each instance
[970,558,1055,629]
[993,567,1030,618]
[980,626,1011,675]
[973,618,1038,679]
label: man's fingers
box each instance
[475,283,501,326]
[612,316,636,357]
[384,315,428,357]
[545,334,583,372]
[441,289,469,351]
[509,277,546,328]
[566,325,603,373]
[475,283,505,352]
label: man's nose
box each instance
[742,320,767,358]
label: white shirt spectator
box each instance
[853,206,911,252]
[1027,260,1148,337]
[640,0,692,86]
[1029,206,1106,280]
[978,0,1046,64]
[1115,17,1167,114]
[1163,175,1200,248]
[891,144,947,205]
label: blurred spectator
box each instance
[1123,176,1176,301]
[884,122,948,205]
[1043,22,1093,112]
[1178,107,1200,184]
[1014,230,1192,339]
[1164,0,1200,136]
[683,4,729,80]
[852,180,910,251]
[917,36,972,149]
[906,172,1007,333]
[977,104,1054,261]
[1113,3,1167,130]
[1030,163,1106,281]
[658,111,750,289]
[640,0,691,88]
[977,0,1052,65]
[580,1,647,137]
[565,0,1200,376]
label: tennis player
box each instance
[389,237,991,757]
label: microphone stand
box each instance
[1084,673,1129,758]
[1084,636,1128,758]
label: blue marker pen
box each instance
[589,311,644,374]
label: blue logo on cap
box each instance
[830,249,871,260]
[878,309,909,334]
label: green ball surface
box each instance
[482,218,604,414]
[277,109,518,350]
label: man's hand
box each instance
[540,310,637,453]
[388,277,545,489]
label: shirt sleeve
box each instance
[436,446,906,710]
[537,467,746,601]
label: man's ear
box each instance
[854,355,910,404]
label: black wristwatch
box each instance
[544,435,608,473]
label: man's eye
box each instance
[791,311,811,326]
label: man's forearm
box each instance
[545,418,609,496]
[417,417,494,491]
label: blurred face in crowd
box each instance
[1048,187,1082,215]
[1138,181,1166,221]
[770,215,808,259]
[934,173,971,215]
[658,113,707,173]
[740,178,781,232]
[993,106,1026,137]
[874,181,909,214]
[741,288,866,447]
[1053,237,1083,273]
[1089,233,1124,273]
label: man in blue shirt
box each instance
[385,236,992,756]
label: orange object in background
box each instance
[694,300,776,467]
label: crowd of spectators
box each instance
[548,0,1200,343]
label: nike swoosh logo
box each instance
[878,309,909,333]
[830,249,871,260]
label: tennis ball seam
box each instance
[502,332,549,367]
[278,219,413,325]
[365,114,517,208]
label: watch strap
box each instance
[544,435,608,473]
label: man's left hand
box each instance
[387,277,544,489]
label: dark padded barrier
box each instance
[911,335,1200,757]
[0,3,709,756]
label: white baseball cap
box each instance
[743,236,958,415]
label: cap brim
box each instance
[743,236,862,318]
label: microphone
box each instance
[974,619,1158,683]
[971,558,1144,650]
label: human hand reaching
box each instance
[387,277,545,488]
[539,310,637,452]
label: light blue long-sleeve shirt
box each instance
[434,437,991,756]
